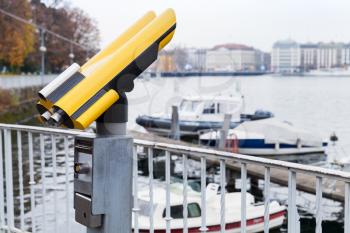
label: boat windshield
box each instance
[180,100,200,112]
[162,203,201,219]
[203,102,217,114]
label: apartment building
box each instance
[300,43,318,71]
[271,39,301,74]
[205,44,257,71]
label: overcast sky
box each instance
[71,0,350,52]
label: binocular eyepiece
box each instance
[36,9,176,130]
[40,109,64,127]
[42,109,64,127]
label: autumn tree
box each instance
[0,0,35,69]
[24,1,100,73]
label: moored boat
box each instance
[136,95,273,138]
[133,183,286,232]
[302,68,350,77]
[199,118,328,156]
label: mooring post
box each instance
[218,114,232,150]
[170,105,180,140]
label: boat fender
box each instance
[226,133,238,153]
[275,141,280,151]
[330,132,338,142]
[206,183,219,200]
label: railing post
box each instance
[200,157,208,232]
[345,182,350,233]
[241,162,247,233]
[315,176,323,233]
[148,147,154,233]
[51,135,58,233]
[17,131,25,230]
[220,159,226,233]
[4,129,14,228]
[183,154,188,233]
[0,129,5,228]
[133,145,140,233]
[28,132,36,233]
[264,167,270,233]
[39,134,47,232]
[165,150,172,233]
[64,136,70,233]
[288,170,297,233]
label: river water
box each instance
[129,75,350,159]
[128,75,350,232]
[2,75,350,232]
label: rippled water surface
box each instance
[129,76,350,158]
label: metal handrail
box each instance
[0,124,349,233]
[134,139,350,182]
[0,123,91,136]
[0,123,349,187]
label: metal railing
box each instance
[0,123,350,233]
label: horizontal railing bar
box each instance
[3,125,341,181]
[0,123,93,136]
[0,125,346,182]
[0,125,345,182]
[0,226,31,233]
[133,139,350,182]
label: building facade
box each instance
[341,44,350,66]
[153,50,176,72]
[271,40,301,74]
[300,43,318,71]
[316,43,342,69]
[289,42,350,72]
[205,44,257,71]
[186,48,207,71]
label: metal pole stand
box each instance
[74,99,133,233]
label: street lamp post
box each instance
[39,29,47,86]
[69,43,75,64]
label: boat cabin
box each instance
[178,96,244,122]
[134,183,286,232]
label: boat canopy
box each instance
[232,118,323,147]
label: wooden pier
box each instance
[132,130,346,202]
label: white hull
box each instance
[238,146,325,156]
[146,127,199,136]
[134,184,286,233]
[136,210,285,233]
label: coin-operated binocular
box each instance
[36,9,176,130]
[36,9,176,233]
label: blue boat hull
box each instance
[136,115,241,136]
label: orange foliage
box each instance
[0,0,34,67]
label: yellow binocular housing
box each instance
[36,9,176,130]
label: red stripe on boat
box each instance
[137,210,286,233]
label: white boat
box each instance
[136,95,273,138]
[303,68,350,77]
[133,183,286,232]
[199,118,328,156]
